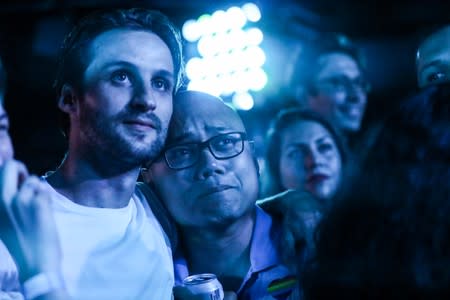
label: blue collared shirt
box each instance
[174,207,297,299]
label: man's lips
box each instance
[306,174,330,185]
[123,119,156,129]
[197,185,234,198]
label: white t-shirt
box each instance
[46,182,174,300]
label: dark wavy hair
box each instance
[301,83,450,299]
[261,108,348,198]
[54,7,184,136]
[0,56,6,98]
[364,83,450,170]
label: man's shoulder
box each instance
[135,182,178,249]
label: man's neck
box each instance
[181,212,255,291]
[47,152,140,209]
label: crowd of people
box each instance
[0,6,448,300]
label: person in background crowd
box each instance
[301,82,450,300]
[261,108,347,206]
[289,33,369,135]
[142,90,300,300]
[0,57,13,166]
[416,25,450,88]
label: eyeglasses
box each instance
[163,132,248,170]
[314,75,371,94]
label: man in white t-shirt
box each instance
[0,7,184,300]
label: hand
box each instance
[0,160,62,279]
[0,240,20,292]
[173,285,236,300]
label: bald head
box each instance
[167,90,246,142]
[417,25,450,88]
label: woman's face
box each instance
[278,120,342,201]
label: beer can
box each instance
[182,273,224,300]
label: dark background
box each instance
[1,0,449,174]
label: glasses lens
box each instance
[315,76,371,94]
[165,144,198,169]
[210,133,244,158]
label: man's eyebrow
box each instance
[154,69,174,81]
[100,61,174,79]
[316,135,332,143]
[0,112,8,121]
[420,59,445,72]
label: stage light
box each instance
[232,92,254,110]
[182,19,201,42]
[242,3,261,22]
[182,3,266,110]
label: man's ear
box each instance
[58,84,78,114]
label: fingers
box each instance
[173,287,235,300]
[10,176,43,231]
[0,160,29,208]
[0,240,20,291]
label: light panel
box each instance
[182,2,267,110]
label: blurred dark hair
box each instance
[261,108,348,198]
[290,32,366,97]
[54,7,184,136]
[302,167,450,299]
[0,56,6,98]
[364,83,450,170]
[301,83,450,299]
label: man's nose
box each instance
[194,148,226,180]
[346,85,366,104]
[131,84,157,111]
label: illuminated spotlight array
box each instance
[182,3,267,110]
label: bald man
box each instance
[143,90,299,299]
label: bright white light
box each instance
[198,35,217,57]
[221,73,236,96]
[226,49,246,72]
[216,53,232,74]
[234,70,251,93]
[211,10,229,33]
[227,29,247,52]
[196,14,212,36]
[226,6,247,29]
[184,5,266,99]
[242,3,261,22]
[247,68,268,91]
[232,92,254,110]
[213,32,229,55]
[244,46,266,68]
[188,78,221,97]
[246,28,263,45]
[185,57,205,80]
[182,19,201,42]
[214,54,231,75]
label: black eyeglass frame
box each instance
[162,131,249,170]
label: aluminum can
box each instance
[182,273,224,300]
